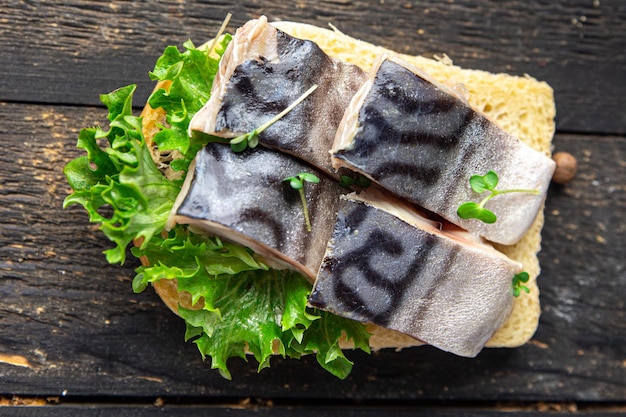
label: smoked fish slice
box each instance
[308,189,521,357]
[189,16,366,177]
[331,55,556,245]
[166,143,344,282]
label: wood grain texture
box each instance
[0,102,624,402]
[0,0,625,133]
[0,403,624,417]
[1,0,625,412]
[0,404,623,417]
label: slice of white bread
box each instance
[142,20,556,351]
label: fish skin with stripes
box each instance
[308,190,521,357]
[167,143,344,282]
[331,56,555,245]
[189,16,366,177]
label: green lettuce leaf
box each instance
[176,270,370,380]
[132,230,371,380]
[63,85,179,264]
[148,37,231,163]
[130,228,268,296]
[179,270,313,379]
[302,311,371,379]
[63,35,371,379]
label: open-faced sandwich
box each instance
[63,16,557,379]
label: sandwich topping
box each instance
[331,56,555,245]
[309,190,521,358]
[167,143,343,282]
[64,17,553,379]
[189,16,366,177]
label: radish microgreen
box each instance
[512,271,530,297]
[229,84,318,152]
[284,172,320,232]
[457,171,539,224]
[339,174,372,189]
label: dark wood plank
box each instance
[0,403,622,417]
[1,102,624,401]
[0,403,624,417]
[0,0,624,134]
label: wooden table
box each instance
[1,1,624,415]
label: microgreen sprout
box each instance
[229,84,318,152]
[512,271,530,297]
[339,174,372,189]
[457,170,539,224]
[284,172,320,232]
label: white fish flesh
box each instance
[308,189,521,357]
[331,55,556,245]
[167,143,344,281]
[189,16,366,176]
